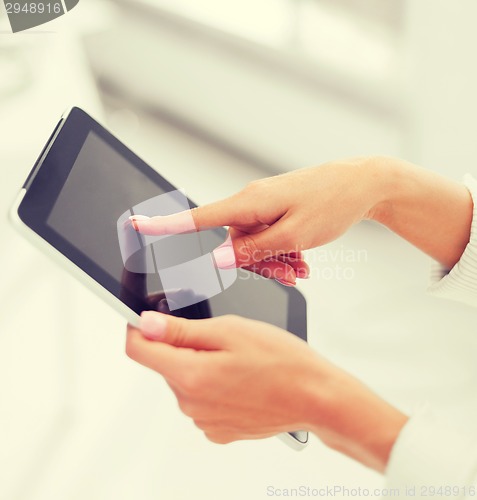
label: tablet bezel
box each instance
[18,107,178,315]
[16,107,306,340]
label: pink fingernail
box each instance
[129,215,150,232]
[275,278,296,287]
[139,311,167,341]
[213,245,236,269]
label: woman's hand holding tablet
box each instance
[9,107,309,449]
[126,310,407,473]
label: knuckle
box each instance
[172,319,189,348]
[190,207,201,230]
[177,398,195,418]
[178,372,198,393]
[193,419,209,430]
[239,235,260,262]
[125,334,140,360]
[178,368,207,395]
[220,313,238,323]
[218,314,244,330]
[243,180,263,196]
[204,432,231,445]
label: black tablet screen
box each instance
[42,128,305,339]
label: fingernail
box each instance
[139,311,167,341]
[129,215,150,232]
[213,245,236,269]
[275,278,296,287]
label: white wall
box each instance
[84,2,404,172]
[403,0,477,178]
[2,2,477,499]
[85,1,477,181]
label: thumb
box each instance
[139,311,227,351]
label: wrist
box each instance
[302,359,408,472]
[362,156,406,226]
[362,156,473,268]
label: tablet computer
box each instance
[9,107,308,449]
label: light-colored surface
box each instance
[84,3,403,172]
[0,27,382,500]
[1,2,477,499]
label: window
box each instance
[133,0,404,80]
[138,0,292,46]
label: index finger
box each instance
[130,195,245,236]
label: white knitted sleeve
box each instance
[384,404,477,499]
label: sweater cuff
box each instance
[428,174,477,308]
[385,404,477,499]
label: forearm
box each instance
[302,159,472,471]
[303,362,408,473]
[368,157,473,269]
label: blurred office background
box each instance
[1,1,477,499]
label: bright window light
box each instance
[142,0,292,46]
[133,0,399,82]
[298,1,397,80]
